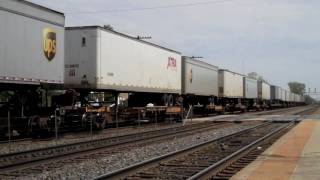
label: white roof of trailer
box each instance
[66,26,181,55]
[20,0,64,16]
[182,56,219,69]
[219,69,246,77]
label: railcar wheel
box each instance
[28,115,50,138]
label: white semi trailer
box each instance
[0,0,65,85]
[0,0,65,138]
[65,26,181,94]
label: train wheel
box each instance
[28,116,50,138]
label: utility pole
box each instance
[137,36,152,40]
[241,59,245,74]
[191,56,203,59]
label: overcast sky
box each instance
[29,0,320,97]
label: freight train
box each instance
[0,0,305,138]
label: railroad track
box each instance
[0,105,316,178]
[293,105,320,116]
[0,121,178,144]
[0,105,311,145]
[0,138,33,145]
[251,105,315,116]
[189,122,295,179]
[94,121,296,180]
[0,121,252,177]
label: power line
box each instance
[65,0,236,14]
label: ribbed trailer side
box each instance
[65,26,181,94]
[280,88,286,102]
[182,57,218,96]
[271,85,281,100]
[243,77,258,99]
[218,70,244,98]
[258,81,271,100]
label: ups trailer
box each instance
[0,0,65,138]
[0,0,64,85]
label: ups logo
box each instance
[43,28,56,61]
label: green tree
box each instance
[247,72,268,83]
[247,72,258,79]
[288,82,306,95]
[0,91,13,102]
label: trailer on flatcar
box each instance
[0,0,65,138]
[258,81,271,109]
[181,56,219,115]
[63,26,182,127]
[218,69,246,112]
[243,77,258,110]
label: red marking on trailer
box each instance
[167,57,177,70]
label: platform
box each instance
[183,115,238,123]
[184,114,300,123]
[231,119,320,180]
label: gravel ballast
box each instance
[0,123,184,155]
[21,123,257,179]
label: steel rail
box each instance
[0,121,231,170]
[94,122,272,180]
[188,121,295,180]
